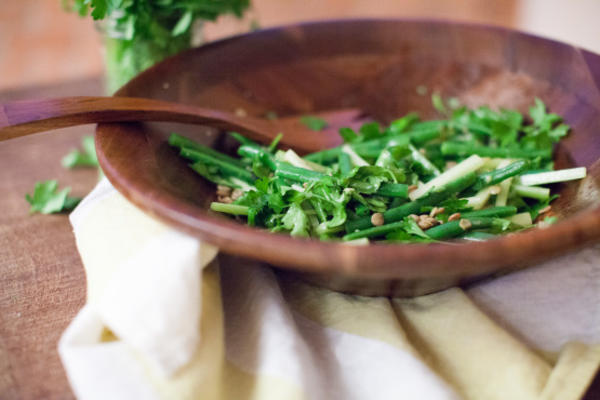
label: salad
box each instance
[168,97,586,244]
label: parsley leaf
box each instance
[339,127,359,143]
[62,136,99,168]
[522,98,569,150]
[359,122,382,141]
[432,93,448,115]
[387,113,419,134]
[342,166,395,194]
[171,10,193,36]
[386,218,433,242]
[25,180,81,214]
[300,116,328,131]
[65,0,251,92]
[282,203,309,237]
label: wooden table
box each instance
[1,78,599,400]
[0,78,102,400]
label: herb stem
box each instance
[183,150,255,183]
[441,142,552,159]
[170,133,245,168]
[409,155,485,200]
[513,184,550,200]
[210,202,249,215]
[517,167,586,186]
[461,206,517,219]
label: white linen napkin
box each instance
[59,179,600,400]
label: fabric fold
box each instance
[59,179,600,400]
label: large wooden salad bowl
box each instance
[96,19,600,296]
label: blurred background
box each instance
[2,0,600,91]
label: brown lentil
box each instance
[216,185,232,197]
[417,215,439,230]
[371,213,385,226]
[217,196,233,204]
[448,213,461,222]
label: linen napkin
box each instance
[59,178,600,400]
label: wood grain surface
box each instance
[97,20,600,297]
[0,96,359,153]
[0,78,101,400]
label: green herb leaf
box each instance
[404,217,432,239]
[172,10,193,36]
[432,93,447,115]
[339,127,359,143]
[386,218,433,242]
[358,122,382,141]
[300,116,327,131]
[62,136,99,168]
[388,113,419,134]
[343,166,395,194]
[25,180,81,214]
[282,203,309,237]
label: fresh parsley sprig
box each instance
[25,180,81,214]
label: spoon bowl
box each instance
[96,19,600,297]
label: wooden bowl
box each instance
[96,19,600,297]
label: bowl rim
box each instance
[97,18,600,279]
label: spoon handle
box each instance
[0,96,272,143]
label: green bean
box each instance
[345,171,477,232]
[461,206,517,219]
[408,122,445,145]
[441,142,552,159]
[343,220,408,241]
[229,132,260,147]
[375,183,409,198]
[425,217,496,240]
[304,125,439,165]
[472,160,529,191]
[409,144,440,177]
[210,202,249,215]
[170,133,245,168]
[274,161,329,183]
[338,152,352,176]
[180,149,255,183]
[237,145,277,170]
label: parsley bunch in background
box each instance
[63,0,251,92]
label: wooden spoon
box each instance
[0,96,359,153]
